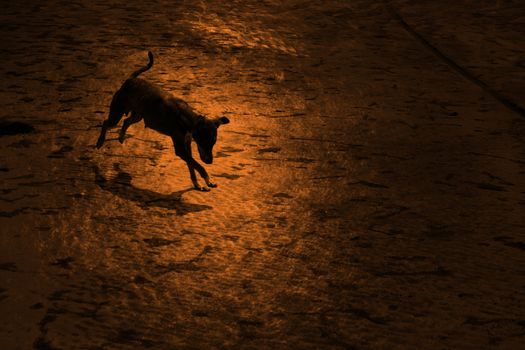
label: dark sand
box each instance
[1,1,525,349]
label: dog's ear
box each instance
[215,116,230,127]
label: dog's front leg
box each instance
[204,176,217,188]
[183,133,217,189]
[187,162,209,191]
[188,158,215,190]
[174,137,209,191]
[183,134,205,190]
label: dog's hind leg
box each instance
[119,111,142,144]
[96,92,125,149]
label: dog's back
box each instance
[117,77,196,135]
[117,78,168,115]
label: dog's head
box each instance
[192,116,230,164]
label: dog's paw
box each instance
[204,177,217,188]
[194,185,211,192]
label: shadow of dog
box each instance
[92,165,212,216]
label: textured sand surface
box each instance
[1,1,524,349]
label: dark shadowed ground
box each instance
[1,1,525,349]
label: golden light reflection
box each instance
[186,15,300,56]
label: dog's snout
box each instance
[200,153,213,164]
[198,146,213,164]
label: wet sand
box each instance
[1,1,525,349]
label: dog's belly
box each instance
[143,115,173,136]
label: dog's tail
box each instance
[129,51,154,79]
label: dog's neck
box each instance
[189,115,205,136]
[185,116,205,146]
[177,112,204,136]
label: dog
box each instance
[96,51,230,191]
